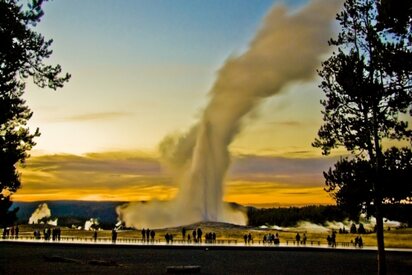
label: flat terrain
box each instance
[1,241,411,274]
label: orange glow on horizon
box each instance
[12,182,334,207]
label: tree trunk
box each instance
[374,195,386,275]
[372,104,386,275]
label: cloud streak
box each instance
[53,112,132,122]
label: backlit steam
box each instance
[262,216,403,233]
[84,218,99,231]
[28,203,51,224]
[118,0,342,228]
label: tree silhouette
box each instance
[323,148,412,220]
[0,0,70,228]
[313,0,411,274]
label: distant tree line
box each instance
[246,205,412,227]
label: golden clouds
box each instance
[224,181,334,207]
[16,151,337,206]
[18,152,173,201]
[62,112,132,122]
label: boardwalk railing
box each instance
[2,235,356,248]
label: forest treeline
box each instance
[246,205,412,227]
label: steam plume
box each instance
[28,203,51,224]
[84,218,99,231]
[263,216,403,233]
[118,0,342,228]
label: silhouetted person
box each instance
[165,233,170,244]
[146,228,150,242]
[248,233,252,244]
[34,229,40,240]
[302,233,307,245]
[93,230,98,242]
[15,225,19,239]
[355,236,363,248]
[150,230,155,242]
[331,231,336,247]
[358,236,363,248]
[295,233,301,245]
[182,227,186,241]
[112,229,117,243]
[44,228,51,241]
[197,228,202,243]
[192,230,197,243]
[244,234,248,244]
[274,233,280,245]
[141,228,146,241]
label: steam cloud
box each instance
[262,216,403,233]
[28,203,51,224]
[84,218,100,231]
[118,0,342,228]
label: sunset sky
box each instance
[16,0,344,206]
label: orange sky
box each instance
[15,152,336,206]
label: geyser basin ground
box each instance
[1,242,411,274]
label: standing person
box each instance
[146,228,150,242]
[358,236,363,248]
[248,233,252,244]
[197,228,202,243]
[141,228,146,242]
[15,225,19,239]
[331,231,336,247]
[150,230,155,243]
[182,227,186,242]
[295,233,301,245]
[192,230,197,243]
[274,233,280,245]
[302,233,307,245]
[93,230,98,242]
[327,235,332,247]
[111,229,117,244]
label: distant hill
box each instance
[12,201,125,227]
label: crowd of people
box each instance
[33,227,61,241]
[294,232,307,245]
[141,228,156,243]
[326,231,337,247]
[3,225,368,249]
[1,225,19,239]
[162,227,218,244]
[243,233,253,244]
[262,233,281,245]
[354,236,363,248]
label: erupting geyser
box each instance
[117,0,342,228]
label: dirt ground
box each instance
[1,241,411,274]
